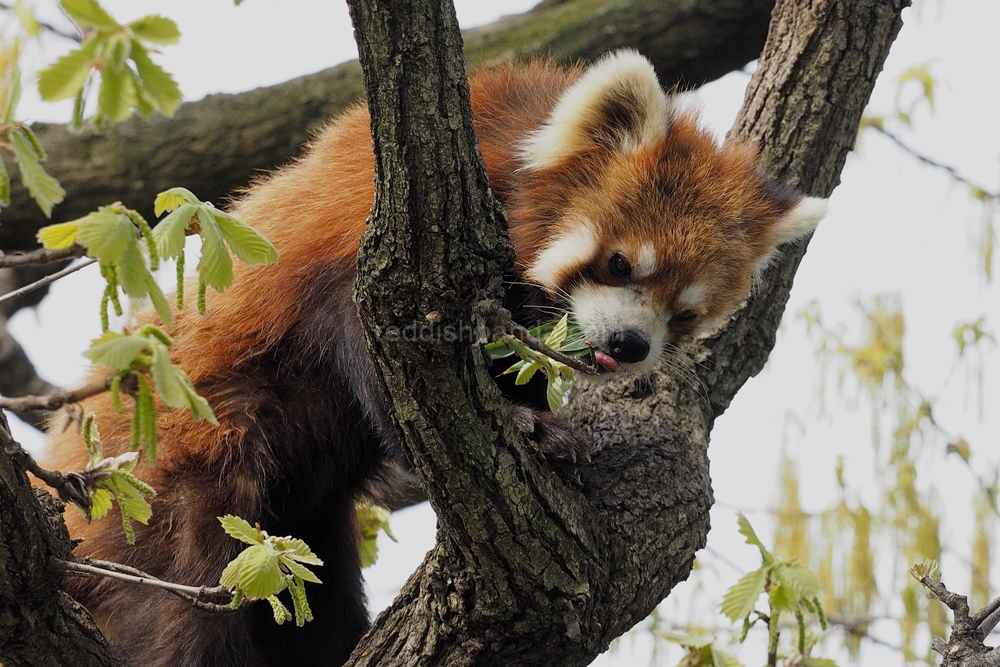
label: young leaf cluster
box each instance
[38,202,173,328]
[658,631,745,667]
[84,324,218,465]
[485,314,589,414]
[720,514,832,665]
[153,187,278,313]
[219,516,323,627]
[81,414,156,544]
[356,502,396,569]
[36,0,182,129]
[0,41,66,216]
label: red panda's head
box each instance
[515,51,827,375]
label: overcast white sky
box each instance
[3,1,999,665]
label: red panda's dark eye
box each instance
[608,253,631,281]
[671,310,698,326]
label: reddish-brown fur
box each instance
[40,57,810,667]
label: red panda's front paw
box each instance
[508,404,594,465]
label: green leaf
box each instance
[127,15,180,45]
[546,373,567,414]
[274,537,323,566]
[13,0,41,36]
[736,513,772,564]
[52,207,133,262]
[96,56,136,123]
[197,208,234,291]
[153,202,197,259]
[0,157,10,209]
[220,548,251,590]
[545,313,569,349]
[234,544,283,599]
[142,259,174,327]
[280,559,321,585]
[9,127,64,217]
[36,221,79,249]
[149,339,189,408]
[768,580,798,613]
[771,562,821,601]
[657,631,714,648]
[720,566,768,623]
[219,515,264,546]
[60,0,119,31]
[154,187,198,216]
[36,37,100,101]
[515,361,539,386]
[803,659,840,667]
[2,58,22,124]
[130,41,181,115]
[88,488,113,521]
[710,647,745,667]
[356,503,393,568]
[213,210,278,266]
[84,332,150,372]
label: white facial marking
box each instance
[676,282,710,311]
[634,243,657,279]
[525,224,597,292]
[569,283,666,375]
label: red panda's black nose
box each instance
[609,330,650,364]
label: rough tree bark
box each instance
[347,2,905,667]
[0,412,117,666]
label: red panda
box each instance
[40,51,825,666]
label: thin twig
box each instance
[870,125,1000,200]
[501,321,599,375]
[0,244,87,268]
[0,372,113,413]
[975,595,1000,640]
[0,412,92,510]
[0,1,83,42]
[0,257,96,306]
[59,558,238,613]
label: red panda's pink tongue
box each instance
[593,350,620,373]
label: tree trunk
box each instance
[348,2,906,667]
[0,413,117,666]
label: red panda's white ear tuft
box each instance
[752,196,828,283]
[520,50,670,171]
[769,196,828,247]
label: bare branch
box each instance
[918,575,998,666]
[0,257,96,306]
[0,1,83,42]
[975,595,1000,640]
[60,558,237,614]
[0,244,87,268]
[0,372,113,413]
[869,125,1000,200]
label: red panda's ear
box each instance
[769,196,827,247]
[520,50,670,171]
[753,195,828,280]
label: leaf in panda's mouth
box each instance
[483,314,594,414]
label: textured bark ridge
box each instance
[347,0,907,666]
